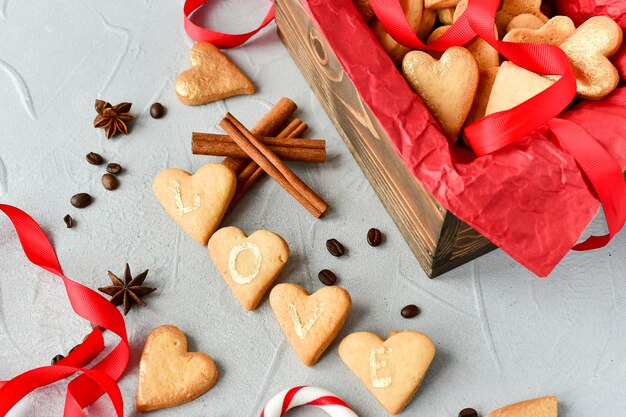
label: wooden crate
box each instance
[275,0,497,277]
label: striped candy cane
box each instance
[260,386,358,417]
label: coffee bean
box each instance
[150,102,166,119]
[401,304,419,318]
[367,228,382,246]
[458,408,478,417]
[101,173,119,190]
[63,214,73,229]
[318,269,337,286]
[85,152,103,165]
[51,354,65,365]
[71,193,92,208]
[106,163,122,175]
[326,238,345,257]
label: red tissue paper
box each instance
[301,0,626,276]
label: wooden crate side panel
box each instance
[276,0,496,276]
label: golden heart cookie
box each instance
[495,0,548,37]
[175,42,255,106]
[269,283,351,366]
[485,61,555,115]
[208,226,290,311]
[402,47,479,139]
[486,396,558,417]
[428,25,500,70]
[503,16,575,46]
[372,0,423,65]
[338,330,436,415]
[152,163,236,245]
[506,13,546,32]
[136,325,219,412]
[558,16,623,100]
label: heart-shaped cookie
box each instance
[338,330,435,415]
[495,0,548,37]
[152,163,236,245]
[486,396,558,417]
[428,26,500,71]
[175,42,255,106]
[503,16,575,46]
[558,16,623,100]
[269,283,351,366]
[136,325,219,412]
[402,47,479,140]
[208,226,290,311]
[485,61,555,115]
[466,67,500,127]
[506,13,547,32]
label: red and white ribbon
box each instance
[260,386,358,417]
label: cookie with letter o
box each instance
[208,226,289,311]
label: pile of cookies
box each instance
[356,0,623,141]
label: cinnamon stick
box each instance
[221,97,297,174]
[192,133,325,163]
[220,114,328,218]
[229,119,308,210]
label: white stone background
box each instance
[0,1,624,416]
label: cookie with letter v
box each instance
[270,283,351,366]
[208,226,290,311]
[152,163,236,245]
[338,330,435,415]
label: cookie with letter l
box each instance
[208,226,289,311]
[136,325,219,412]
[270,283,351,366]
[152,163,236,245]
[338,330,436,415]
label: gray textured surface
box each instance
[0,1,625,417]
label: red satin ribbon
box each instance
[369,0,626,249]
[184,0,275,48]
[0,205,129,417]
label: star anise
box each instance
[93,99,134,139]
[98,264,156,315]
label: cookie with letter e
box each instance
[338,330,435,415]
[269,283,351,366]
[208,226,290,311]
[152,163,236,245]
[136,325,219,412]
[487,396,558,417]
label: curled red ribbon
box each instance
[369,0,626,250]
[0,205,129,417]
[184,0,275,48]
